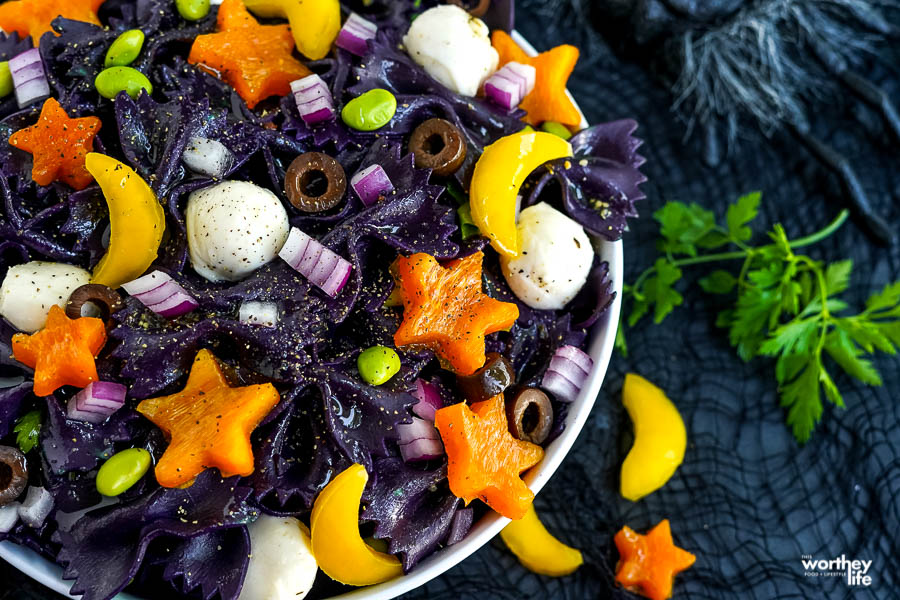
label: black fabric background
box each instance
[3,0,899,598]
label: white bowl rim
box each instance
[0,30,624,600]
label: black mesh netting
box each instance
[4,1,900,599]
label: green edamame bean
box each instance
[176,0,211,22]
[95,66,153,100]
[540,121,573,140]
[341,89,397,132]
[0,62,12,99]
[105,30,145,68]
[96,448,151,497]
[357,345,401,386]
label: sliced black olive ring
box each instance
[409,118,467,177]
[66,283,124,328]
[506,387,554,445]
[0,445,28,507]
[284,152,347,213]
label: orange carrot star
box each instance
[136,349,280,488]
[0,0,104,41]
[393,251,519,376]
[492,30,581,127]
[434,395,543,520]
[8,98,102,191]
[12,305,107,397]
[614,519,697,600]
[187,0,310,109]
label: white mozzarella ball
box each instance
[501,202,594,310]
[238,515,318,600]
[0,261,91,332]
[402,5,499,97]
[186,181,290,282]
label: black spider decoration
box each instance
[581,0,900,243]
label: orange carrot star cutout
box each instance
[8,98,102,191]
[492,30,581,127]
[392,251,519,376]
[187,0,311,109]
[11,305,107,397]
[136,349,280,488]
[614,519,697,600]
[434,395,544,520]
[0,0,104,41]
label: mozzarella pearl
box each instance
[501,203,594,310]
[186,181,290,282]
[0,261,90,332]
[402,5,499,97]
[238,515,318,600]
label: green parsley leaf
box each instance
[698,270,737,294]
[725,191,760,242]
[780,361,822,444]
[865,281,900,314]
[654,202,717,257]
[823,329,883,386]
[824,260,853,297]
[649,259,683,323]
[13,410,42,453]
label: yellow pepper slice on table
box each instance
[500,504,584,576]
[309,463,403,586]
[243,0,341,60]
[84,153,165,289]
[620,374,687,502]
[469,131,572,258]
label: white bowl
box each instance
[0,31,623,600]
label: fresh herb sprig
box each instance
[13,409,42,453]
[618,192,900,443]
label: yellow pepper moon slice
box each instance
[620,373,687,502]
[469,131,572,258]
[243,0,341,61]
[310,463,403,586]
[85,153,165,290]
[500,504,584,576]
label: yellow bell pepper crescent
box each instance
[310,463,403,586]
[85,153,165,290]
[469,131,573,258]
[620,373,687,502]
[500,504,584,576]
[243,0,341,61]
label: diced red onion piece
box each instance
[279,227,353,297]
[412,379,442,422]
[121,270,169,295]
[351,164,394,207]
[296,96,335,125]
[446,507,474,546]
[278,227,312,271]
[541,369,581,403]
[18,486,53,528]
[483,75,520,111]
[68,382,126,424]
[9,48,49,108]
[182,137,234,178]
[555,344,594,374]
[0,503,19,534]
[239,301,278,328]
[67,397,108,424]
[122,271,198,318]
[335,12,377,56]
[502,62,537,96]
[152,292,199,318]
[397,417,444,461]
[290,74,327,98]
[320,259,352,298]
[549,355,588,386]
